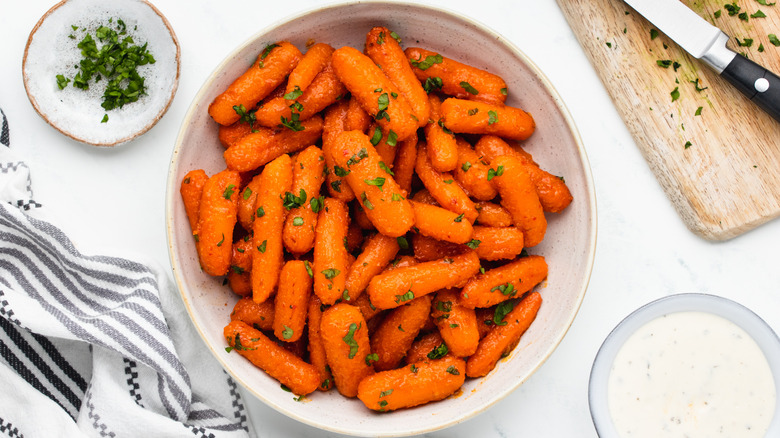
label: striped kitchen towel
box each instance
[0,108,253,437]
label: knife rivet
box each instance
[754,78,770,93]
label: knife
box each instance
[624,0,780,122]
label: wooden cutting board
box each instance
[557,0,780,240]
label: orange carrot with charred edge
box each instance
[272,261,312,343]
[224,115,324,173]
[405,47,508,105]
[252,154,293,303]
[357,355,466,411]
[410,200,474,244]
[475,201,513,227]
[332,131,414,237]
[227,237,253,297]
[307,294,334,391]
[286,43,334,94]
[460,255,547,309]
[404,330,446,365]
[431,289,480,357]
[331,46,418,142]
[224,320,320,395]
[180,169,208,232]
[490,155,546,247]
[282,146,326,255]
[218,122,254,149]
[411,233,464,262]
[370,295,432,371]
[313,198,350,305]
[415,141,478,223]
[319,303,374,398]
[345,233,400,301]
[237,173,263,232]
[322,99,356,201]
[440,98,535,141]
[424,94,458,172]
[209,42,302,126]
[391,131,418,195]
[365,26,430,127]
[254,61,347,128]
[474,135,573,213]
[367,251,480,310]
[454,137,497,201]
[471,226,524,261]
[466,291,542,377]
[196,170,241,276]
[230,296,275,331]
[346,94,372,132]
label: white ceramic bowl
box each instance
[23,0,180,146]
[166,2,596,436]
[589,293,780,437]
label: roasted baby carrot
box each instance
[237,173,263,232]
[322,99,357,201]
[404,330,446,365]
[490,155,546,247]
[346,95,372,132]
[286,43,334,94]
[180,169,208,232]
[218,121,254,149]
[273,260,312,343]
[331,130,414,237]
[196,169,241,276]
[367,251,481,310]
[370,295,432,371]
[424,94,458,172]
[453,137,497,201]
[224,320,320,395]
[252,154,293,303]
[345,233,400,301]
[365,26,429,127]
[357,355,466,411]
[313,198,350,305]
[354,291,384,322]
[319,303,374,398]
[405,47,508,105]
[411,233,464,262]
[466,291,542,377]
[459,255,547,309]
[331,46,418,142]
[209,42,302,126]
[410,200,474,244]
[474,135,573,213]
[224,115,324,173]
[431,289,480,357]
[391,130,418,195]
[230,296,275,331]
[254,61,346,128]
[307,294,334,391]
[474,201,513,227]
[440,98,535,141]
[471,226,525,261]
[282,146,326,255]
[227,237,253,297]
[415,141,478,223]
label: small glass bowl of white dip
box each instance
[589,293,780,438]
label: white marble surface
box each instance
[2,1,779,436]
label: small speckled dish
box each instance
[166,2,596,436]
[589,293,780,437]
[23,0,180,147]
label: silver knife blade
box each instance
[624,0,727,62]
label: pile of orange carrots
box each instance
[180,26,572,412]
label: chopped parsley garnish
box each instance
[321,268,340,280]
[465,239,481,249]
[423,76,443,93]
[360,192,374,210]
[684,141,693,149]
[283,85,303,100]
[411,53,443,70]
[427,343,448,359]
[650,29,659,40]
[397,236,409,250]
[394,290,415,303]
[310,196,325,213]
[334,165,350,177]
[257,240,267,253]
[461,161,472,172]
[234,104,257,127]
[256,206,265,218]
[391,193,404,201]
[283,189,307,210]
[769,34,780,46]
[280,112,304,131]
[365,353,379,366]
[459,81,479,95]
[671,86,680,102]
[342,322,360,359]
[488,110,498,125]
[282,325,294,340]
[446,365,460,375]
[101,114,109,123]
[386,130,398,147]
[491,282,516,296]
[292,217,304,226]
[695,106,703,116]
[379,161,394,175]
[453,213,465,223]
[304,260,313,278]
[346,148,369,166]
[365,177,386,188]
[56,74,70,90]
[379,389,393,397]
[493,300,517,326]
[242,187,253,200]
[258,43,280,68]
[486,165,504,181]
[468,108,479,116]
[370,127,382,145]
[223,184,236,200]
[377,93,390,111]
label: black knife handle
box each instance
[721,54,780,123]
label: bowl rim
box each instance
[588,292,780,437]
[165,1,597,435]
[22,0,181,147]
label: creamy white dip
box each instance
[607,311,776,437]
